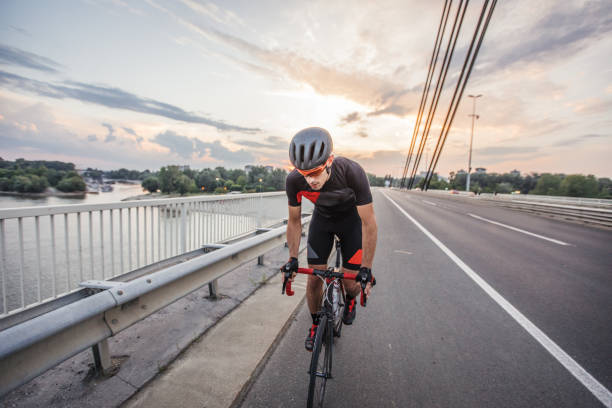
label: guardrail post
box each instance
[91,338,112,376]
[255,228,272,265]
[208,280,218,299]
[203,244,229,300]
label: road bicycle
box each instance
[282,238,374,408]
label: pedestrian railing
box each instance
[0,192,302,316]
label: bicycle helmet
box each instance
[289,127,333,171]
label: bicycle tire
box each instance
[307,314,331,408]
[332,284,345,338]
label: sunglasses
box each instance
[297,163,327,177]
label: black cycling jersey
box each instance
[285,156,373,219]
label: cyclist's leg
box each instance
[306,212,334,315]
[336,209,363,298]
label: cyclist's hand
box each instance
[280,257,299,281]
[356,267,375,302]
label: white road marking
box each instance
[422,200,438,206]
[383,192,612,408]
[467,213,571,246]
[394,250,413,255]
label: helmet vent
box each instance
[299,144,305,166]
[308,142,316,165]
[318,143,325,158]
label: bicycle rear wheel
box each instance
[307,314,331,408]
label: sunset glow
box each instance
[1,0,611,178]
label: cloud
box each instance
[148,3,421,118]
[475,146,539,157]
[340,112,361,125]
[152,131,195,158]
[152,130,254,165]
[102,123,116,143]
[0,44,62,73]
[232,135,286,150]
[484,1,612,73]
[179,0,245,27]
[367,104,411,117]
[122,127,137,136]
[0,96,256,170]
[342,150,408,177]
[0,70,260,133]
[552,133,609,147]
[194,139,254,165]
[356,129,368,138]
[568,98,612,115]
[9,26,31,36]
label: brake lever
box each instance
[359,274,376,306]
[360,279,367,307]
[282,273,288,294]
[282,272,295,296]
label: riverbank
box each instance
[0,188,87,198]
[122,191,221,201]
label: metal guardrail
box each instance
[422,189,612,207]
[479,193,612,207]
[0,192,294,316]
[403,189,612,228]
[0,215,311,396]
[481,199,612,228]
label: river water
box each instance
[0,183,145,209]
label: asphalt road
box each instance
[239,189,612,408]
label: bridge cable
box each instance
[424,0,497,190]
[400,0,451,189]
[407,0,469,189]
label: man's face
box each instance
[304,168,330,190]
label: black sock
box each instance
[311,313,320,325]
[346,293,355,301]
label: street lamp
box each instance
[258,178,263,193]
[466,94,482,192]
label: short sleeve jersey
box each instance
[285,156,373,218]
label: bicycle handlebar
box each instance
[282,267,374,307]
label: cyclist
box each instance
[281,127,378,351]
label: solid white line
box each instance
[467,213,571,246]
[422,200,438,206]
[383,192,612,408]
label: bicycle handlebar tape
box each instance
[285,277,295,296]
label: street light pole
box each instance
[466,94,482,192]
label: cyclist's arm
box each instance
[287,205,302,258]
[357,203,377,269]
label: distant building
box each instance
[475,167,486,174]
[457,169,467,175]
[177,165,190,172]
[510,169,521,176]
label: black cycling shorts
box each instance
[307,209,363,270]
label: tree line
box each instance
[2,157,609,199]
[0,158,86,193]
[396,171,611,198]
[141,165,288,195]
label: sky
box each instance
[0,0,611,179]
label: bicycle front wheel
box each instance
[332,284,345,338]
[308,314,331,408]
